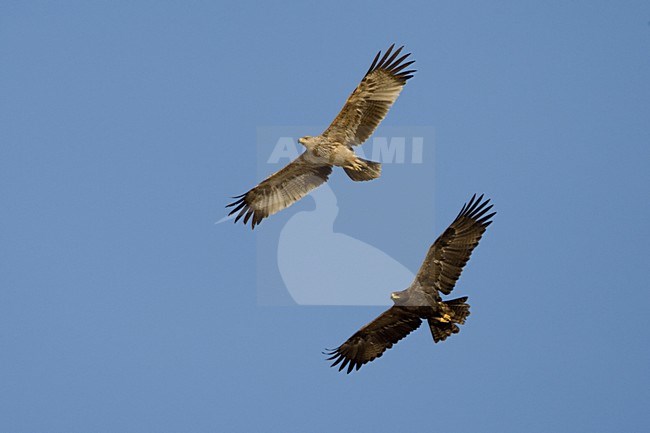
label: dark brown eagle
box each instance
[227,44,416,228]
[325,194,496,373]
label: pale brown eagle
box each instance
[227,44,415,228]
[325,194,496,373]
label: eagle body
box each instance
[227,44,415,228]
[326,194,495,373]
[299,137,356,168]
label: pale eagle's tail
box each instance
[344,158,382,182]
[428,297,471,343]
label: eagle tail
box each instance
[344,158,382,182]
[428,297,471,343]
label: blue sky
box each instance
[1,1,649,432]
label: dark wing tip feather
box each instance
[479,211,497,226]
[416,195,496,295]
[324,345,365,374]
[455,194,496,228]
[324,308,422,374]
[326,348,345,367]
[391,59,415,74]
[366,44,416,82]
[377,44,395,66]
[226,198,246,215]
[366,50,382,75]
[225,196,243,208]
[226,193,265,229]
[338,357,351,373]
[384,45,404,68]
[473,203,494,220]
[458,194,483,217]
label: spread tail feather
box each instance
[344,158,382,182]
[428,297,471,343]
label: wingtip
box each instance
[455,193,496,225]
[366,44,415,80]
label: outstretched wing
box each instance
[325,306,422,374]
[226,154,332,229]
[414,194,496,296]
[322,44,416,147]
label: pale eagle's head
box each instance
[298,136,317,148]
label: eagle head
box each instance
[391,289,431,307]
[298,136,313,147]
[390,290,409,305]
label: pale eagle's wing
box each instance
[325,306,422,373]
[414,194,496,296]
[322,44,415,147]
[226,154,332,229]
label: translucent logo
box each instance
[228,126,435,306]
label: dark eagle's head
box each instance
[391,289,431,307]
[390,289,410,305]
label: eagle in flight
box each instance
[325,194,496,373]
[227,44,416,228]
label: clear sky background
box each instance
[2,1,649,432]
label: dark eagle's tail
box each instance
[344,157,382,182]
[428,297,471,343]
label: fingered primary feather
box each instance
[414,194,496,295]
[323,44,416,147]
[226,154,332,229]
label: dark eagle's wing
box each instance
[226,154,332,229]
[325,306,422,374]
[322,44,415,147]
[414,194,496,296]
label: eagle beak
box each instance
[390,293,399,300]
